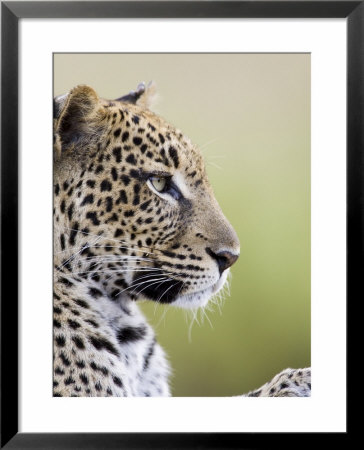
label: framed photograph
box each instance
[1,1,358,447]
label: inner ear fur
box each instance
[115,81,157,110]
[136,81,157,110]
[54,85,102,156]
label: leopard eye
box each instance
[150,176,167,192]
[147,174,182,200]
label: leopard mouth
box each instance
[131,268,228,307]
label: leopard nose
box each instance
[206,248,239,274]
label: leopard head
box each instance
[54,83,240,309]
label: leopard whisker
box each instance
[135,277,171,297]
[127,277,169,297]
[156,281,180,303]
[80,255,155,263]
[199,305,213,329]
[159,280,185,329]
[207,161,222,171]
[114,275,168,297]
[198,137,218,151]
[60,227,155,254]
[127,272,176,283]
[61,226,174,256]
[187,308,201,343]
[61,227,153,252]
[65,267,167,276]
[155,303,170,329]
[56,235,102,270]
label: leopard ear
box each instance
[116,81,157,110]
[54,85,100,156]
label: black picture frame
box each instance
[1,1,358,448]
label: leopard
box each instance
[53,82,311,397]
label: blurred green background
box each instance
[54,54,310,396]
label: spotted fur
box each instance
[244,368,311,397]
[53,83,310,397]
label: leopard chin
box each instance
[173,269,230,309]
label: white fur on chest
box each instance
[82,282,171,396]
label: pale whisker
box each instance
[207,161,222,170]
[60,226,167,256]
[156,281,179,303]
[135,278,171,297]
[114,276,168,297]
[198,137,218,151]
[65,267,166,277]
[57,235,102,270]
